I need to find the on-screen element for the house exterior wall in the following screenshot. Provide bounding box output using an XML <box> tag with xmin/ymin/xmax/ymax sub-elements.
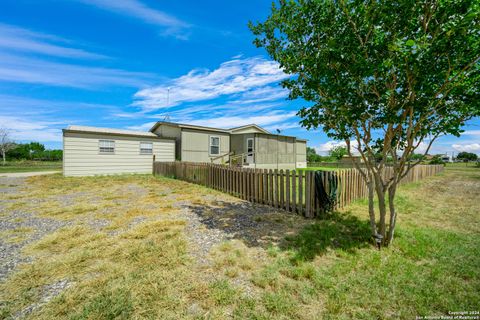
<box><xmin>230</xmin><ymin>127</ymin><xmax>265</xmax><ymax>134</ymax></box>
<box><xmin>152</xmin><ymin>124</ymin><xmax>182</xmax><ymax>160</ymax></box>
<box><xmin>254</xmin><ymin>134</ymin><xmax>297</xmax><ymax>169</ymax></box>
<box><xmin>295</xmin><ymin>140</ymin><xmax>307</xmax><ymax>168</ymax></box>
<box><xmin>180</xmin><ymin>129</ymin><xmax>230</xmax><ymax>163</ymax></box>
<box><xmin>230</xmin><ymin>135</ymin><xmax>243</xmax><ymax>155</ymax></box>
<box><xmin>63</xmin><ymin>132</ymin><xmax>175</xmax><ymax>176</ymax></box>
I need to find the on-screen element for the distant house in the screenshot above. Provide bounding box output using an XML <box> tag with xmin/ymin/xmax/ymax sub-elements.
<box><xmin>63</xmin><ymin>122</ymin><xmax>307</xmax><ymax>176</ymax></box>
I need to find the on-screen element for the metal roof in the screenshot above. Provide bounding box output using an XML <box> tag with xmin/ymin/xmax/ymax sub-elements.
<box><xmin>64</xmin><ymin>125</ymin><xmax>161</xmax><ymax>138</ymax></box>
<box><xmin>149</xmin><ymin>121</ymin><xmax>231</xmax><ymax>133</ymax></box>
<box><xmin>150</xmin><ymin>121</ymin><xmax>308</xmax><ymax>141</ymax></box>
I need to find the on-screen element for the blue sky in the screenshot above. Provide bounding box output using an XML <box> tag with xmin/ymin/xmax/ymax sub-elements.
<box><xmin>0</xmin><ymin>0</ymin><xmax>479</xmax><ymax>155</ymax></box>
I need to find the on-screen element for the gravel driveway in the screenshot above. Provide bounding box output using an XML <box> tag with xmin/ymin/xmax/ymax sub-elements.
<box><xmin>0</xmin><ymin>171</ymin><xmax>61</xmax><ymax>178</ymax></box>
<box><xmin>0</xmin><ymin>174</ymin><xmax>309</xmax><ymax>318</ymax></box>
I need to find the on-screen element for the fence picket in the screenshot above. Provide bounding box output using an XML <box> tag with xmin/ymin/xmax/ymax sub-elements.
<box><xmin>153</xmin><ymin>162</ymin><xmax>443</xmax><ymax>215</ymax></box>
<box><xmin>285</xmin><ymin>170</ymin><xmax>290</xmax><ymax>212</ymax></box>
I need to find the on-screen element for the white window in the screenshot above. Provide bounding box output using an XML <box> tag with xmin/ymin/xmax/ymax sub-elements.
<box><xmin>140</xmin><ymin>142</ymin><xmax>153</xmax><ymax>154</ymax></box>
<box><xmin>99</xmin><ymin>140</ymin><xmax>115</xmax><ymax>153</ymax></box>
<box><xmin>210</xmin><ymin>136</ymin><xmax>220</xmax><ymax>155</ymax></box>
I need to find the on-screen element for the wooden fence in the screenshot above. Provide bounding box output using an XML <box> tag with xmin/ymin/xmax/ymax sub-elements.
<box><xmin>153</xmin><ymin>162</ymin><xmax>444</xmax><ymax>218</ymax></box>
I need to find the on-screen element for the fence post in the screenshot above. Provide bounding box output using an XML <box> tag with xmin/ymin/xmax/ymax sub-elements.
<box><xmin>152</xmin><ymin>155</ymin><xmax>156</xmax><ymax>175</ymax></box>
<box><xmin>298</xmin><ymin>170</ymin><xmax>303</xmax><ymax>216</ymax></box>
<box><xmin>292</xmin><ymin>170</ymin><xmax>296</xmax><ymax>214</ymax></box>
<box><xmin>285</xmin><ymin>169</ymin><xmax>290</xmax><ymax>212</ymax></box>
<box><xmin>305</xmin><ymin>171</ymin><xmax>311</xmax><ymax>217</ymax></box>
<box><xmin>280</xmin><ymin>169</ymin><xmax>285</xmax><ymax>209</ymax></box>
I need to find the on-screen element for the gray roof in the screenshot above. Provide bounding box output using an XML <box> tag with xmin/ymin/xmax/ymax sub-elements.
<box><xmin>150</xmin><ymin>121</ymin><xmax>308</xmax><ymax>141</ymax></box>
<box><xmin>151</xmin><ymin>121</ymin><xmax>272</xmax><ymax>134</ymax></box>
<box><xmin>150</xmin><ymin>121</ymin><xmax>231</xmax><ymax>133</ymax></box>
<box><xmin>228</xmin><ymin>124</ymin><xmax>270</xmax><ymax>134</ymax></box>
<box><xmin>64</xmin><ymin>125</ymin><xmax>160</xmax><ymax>138</ymax></box>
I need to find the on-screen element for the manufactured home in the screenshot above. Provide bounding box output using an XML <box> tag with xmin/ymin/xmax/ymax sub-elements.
<box><xmin>63</xmin><ymin>122</ymin><xmax>307</xmax><ymax>176</ymax></box>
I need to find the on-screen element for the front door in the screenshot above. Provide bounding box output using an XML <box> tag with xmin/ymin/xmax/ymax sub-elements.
<box><xmin>246</xmin><ymin>138</ymin><xmax>254</xmax><ymax>164</ymax></box>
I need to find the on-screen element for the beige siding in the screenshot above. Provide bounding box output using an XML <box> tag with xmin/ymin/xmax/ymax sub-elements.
<box><xmin>181</xmin><ymin>129</ymin><xmax>230</xmax><ymax>163</ymax></box>
<box><xmin>230</xmin><ymin>135</ymin><xmax>243</xmax><ymax>155</ymax></box>
<box><xmin>153</xmin><ymin>124</ymin><xmax>182</xmax><ymax>159</ymax></box>
<box><xmin>255</xmin><ymin>134</ymin><xmax>296</xmax><ymax>167</ymax></box>
<box><xmin>230</xmin><ymin>127</ymin><xmax>265</xmax><ymax>134</ymax></box>
<box><xmin>296</xmin><ymin>140</ymin><xmax>307</xmax><ymax>168</ymax></box>
<box><xmin>63</xmin><ymin>132</ymin><xmax>175</xmax><ymax>176</ymax></box>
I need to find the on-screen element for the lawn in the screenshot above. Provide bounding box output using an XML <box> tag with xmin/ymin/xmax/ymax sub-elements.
<box><xmin>0</xmin><ymin>161</ymin><xmax>62</xmax><ymax>173</ymax></box>
<box><xmin>297</xmin><ymin>166</ymin><xmax>338</xmax><ymax>172</ymax></box>
<box><xmin>0</xmin><ymin>166</ymin><xmax>478</xmax><ymax>319</ymax></box>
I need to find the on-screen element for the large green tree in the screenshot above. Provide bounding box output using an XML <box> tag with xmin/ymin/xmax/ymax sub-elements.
<box><xmin>329</xmin><ymin>146</ymin><xmax>348</xmax><ymax>160</ymax></box>
<box><xmin>456</xmin><ymin>151</ymin><xmax>478</xmax><ymax>161</ymax></box>
<box><xmin>250</xmin><ymin>0</ymin><xmax>480</xmax><ymax>245</ymax></box>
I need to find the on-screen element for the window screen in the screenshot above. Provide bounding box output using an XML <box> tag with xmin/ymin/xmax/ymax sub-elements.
<box><xmin>140</xmin><ymin>142</ymin><xmax>153</xmax><ymax>154</ymax></box>
<box><xmin>99</xmin><ymin>140</ymin><xmax>115</xmax><ymax>153</ymax></box>
<box><xmin>210</xmin><ymin>136</ymin><xmax>220</xmax><ymax>155</ymax></box>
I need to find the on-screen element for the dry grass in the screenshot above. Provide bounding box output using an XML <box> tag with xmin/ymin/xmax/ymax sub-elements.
<box><xmin>0</xmin><ymin>227</ymin><xmax>34</xmax><ymax>244</ymax></box>
<box><xmin>1</xmin><ymin>167</ymin><xmax>479</xmax><ymax>319</ymax></box>
<box><xmin>348</xmin><ymin>166</ymin><xmax>480</xmax><ymax>234</ymax></box>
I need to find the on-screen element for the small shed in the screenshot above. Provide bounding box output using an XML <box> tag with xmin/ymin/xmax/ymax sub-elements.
<box><xmin>63</xmin><ymin>126</ymin><xmax>175</xmax><ymax>176</ymax></box>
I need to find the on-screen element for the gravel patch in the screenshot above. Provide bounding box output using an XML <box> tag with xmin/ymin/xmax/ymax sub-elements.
<box><xmin>0</xmin><ymin>174</ymin><xmax>309</xmax><ymax>316</ymax></box>
<box><xmin>0</xmin><ymin>209</ymin><xmax>71</xmax><ymax>283</ymax></box>
<box><xmin>0</xmin><ymin>177</ymin><xmax>73</xmax><ymax>283</ymax></box>
<box><xmin>14</xmin><ymin>279</ymin><xmax>72</xmax><ymax>319</ymax></box>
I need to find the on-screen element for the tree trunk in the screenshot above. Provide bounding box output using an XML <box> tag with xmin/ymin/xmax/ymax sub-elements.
<box><xmin>386</xmin><ymin>184</ymin><xmax>397</xmax><ymax>245</ymax></box>
<box><xmin>367</xmin><ymin>178</ymin><xmax>377</xmax><ymax>236</ymax></box>
<box><xmin>373</xmin><ymin>172</ymin><xmax>388</xmax><ymax>241</ymax></box>
<box><xmin>1</xmin><ymin>149</ymin><xmax>5</xmax><ymax>166</ymax></box>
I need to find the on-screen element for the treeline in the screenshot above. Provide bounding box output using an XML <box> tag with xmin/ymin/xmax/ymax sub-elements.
<box><xmin>6</xmin><ymin>142</ymin><xmax>62</xmax><ymax>161</ymax></box>
<box><xmin>307</xmin><ymin>146</ymin><xmax>478</xmax><ymax>165</ymax></box>
<box><xmin>307</xmin><ymin>146</ymin><xmax>347</xmax><ymax>162</ymax></box>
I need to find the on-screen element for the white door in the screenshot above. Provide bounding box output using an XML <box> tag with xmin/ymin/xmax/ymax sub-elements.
<box><xmin>246</xmin><ymin>138</ymin><xmax>254</xmax><ymax>164</ymax></box>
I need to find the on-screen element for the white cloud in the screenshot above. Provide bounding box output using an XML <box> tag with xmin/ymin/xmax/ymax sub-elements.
<box><xmin>232</xmin><ymin>86</ymin><xmax>289</xmax><ymax>105</ymax></box>
<box><xmin>313</xmin><ymin>140</ymin><xmax>361</xmax><ymax>155</ymax></box>
<box><xmin>452</xmin><ymin>143</ymin><xmax>480</xmax><ymax>153</ymax></box>
<box><xmin>133</xmin><ymin>56</ymin><xmax>289</xmax><ymax>111</ymax></box>
<box><xmin>185</xmin><ymin>111</ymin><xmax>296</xmax><ymax>129</ymax></box>
<box><xmin>0</xmin><ymin>116</ymin><xmax>63</xmax><ymax>142</ymax></box>
<box><xmin>0</xmin><ymin>52</ymin><xmax>153</xmax><ymax>88</ymax></box>
<box><xmin>76</xmin><ymin>0</ymin><xmax>190</xmax><ymax>39</ymax></box>
<box><xmin>264</xmin><ymin>121</ymin><xmax>300</xmax><ymax>132</ymax></box>
<box><xmin>314</xmin><ymin>141</ymin><xmax>347</xmax><ymax>154</ymax></box>
<box><xmin>415</xmin><ymin>141</ymin><xmax>431</xmax><ymax>154</ymax></box>
<box><xmin>125</xmin><ymin>121</ymin><xmax>156</xmax><ymax>131</ymax></box>
<box><xmin>126</xmin><ymin>111</ymin><xmax>297</xmax><ymax>132</ymax></box>
<box><xmin>462</xmin><ymin>130</ymin><xmax>480</xmax><ymax>136</ymax></box>
<box><xmin>0</xmin><ymin>23</ymin><xmax>106</xmax><ymax>59</ymax></box>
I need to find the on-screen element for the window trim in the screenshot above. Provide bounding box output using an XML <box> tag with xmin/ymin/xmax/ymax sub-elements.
<box><xmin>99</xmin><ymin>139</ymin><xmax>115</xmax><ymax>154</ymax></box>
<box><xmin>209</xmin><ymin>135</ymin><xmax>220</xmax><ymax>156</ymax></box>
<box><xmin>139</xmin><ymin>141</ymin><xmax>153</xmax><ymax>155</ymax></box>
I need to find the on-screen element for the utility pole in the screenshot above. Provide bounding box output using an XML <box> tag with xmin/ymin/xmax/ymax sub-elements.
<box><xmin>164</xmin><ymin>87</ymin><xmax>171</xmax><ymax>122</ymax></box>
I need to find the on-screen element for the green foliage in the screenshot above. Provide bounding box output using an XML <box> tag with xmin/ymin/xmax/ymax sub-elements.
<box><xmin>456</xmin><ymin>151</ymin><xmax>478</xmax><ymax>161</ymax></box>
<box><xmin>307</xmin><ymin>146</ymin><xmax>333</xmax><ymax>162</ymax></box>
<box><xmin>306</xmin><ymin>147</ymin><xmax>320</xmax><ymax>162</ymax></box>
<box><xmin>6</xmin><ymin>142</ymin><xmax>62</xmax><ymax>161</ymax></box>
<box><xmin>329</xmin><ymin>146</ymin><xmax>348</xmax><ymax>160</ymax></box>
<box><xmin>409</xmin><ymin>153</ymin><xmax>426</xmax><ymax>161</ymax></box>
<box><xmin>429</xmin><ymin>155</ymin><xmax>445</xmax><ymax>165</ymax></box>
<box><xmin>250</xmin><ymin>0</ymin><xmax>480</xmax><ymax>143</ymax></box>
<box><xmin>250</xmin><ymin>0</ymin><xmax>480</xmax><ymax>244</ymax></box>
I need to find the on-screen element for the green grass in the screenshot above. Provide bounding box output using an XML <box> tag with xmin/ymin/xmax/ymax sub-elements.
<box><xmin>0</xmin><ymin>166</ymin><xmax>478</xmax><ymax>319</ymax></box>
<box><xmin>298</xmin><ymin>166</ymin><xmax>339</xmax><ymax>171</ymax></box>
<box><xmin>0</xmin><ymin>160</ymin><xmax>62</xmax><ymax>173</ymax></box>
